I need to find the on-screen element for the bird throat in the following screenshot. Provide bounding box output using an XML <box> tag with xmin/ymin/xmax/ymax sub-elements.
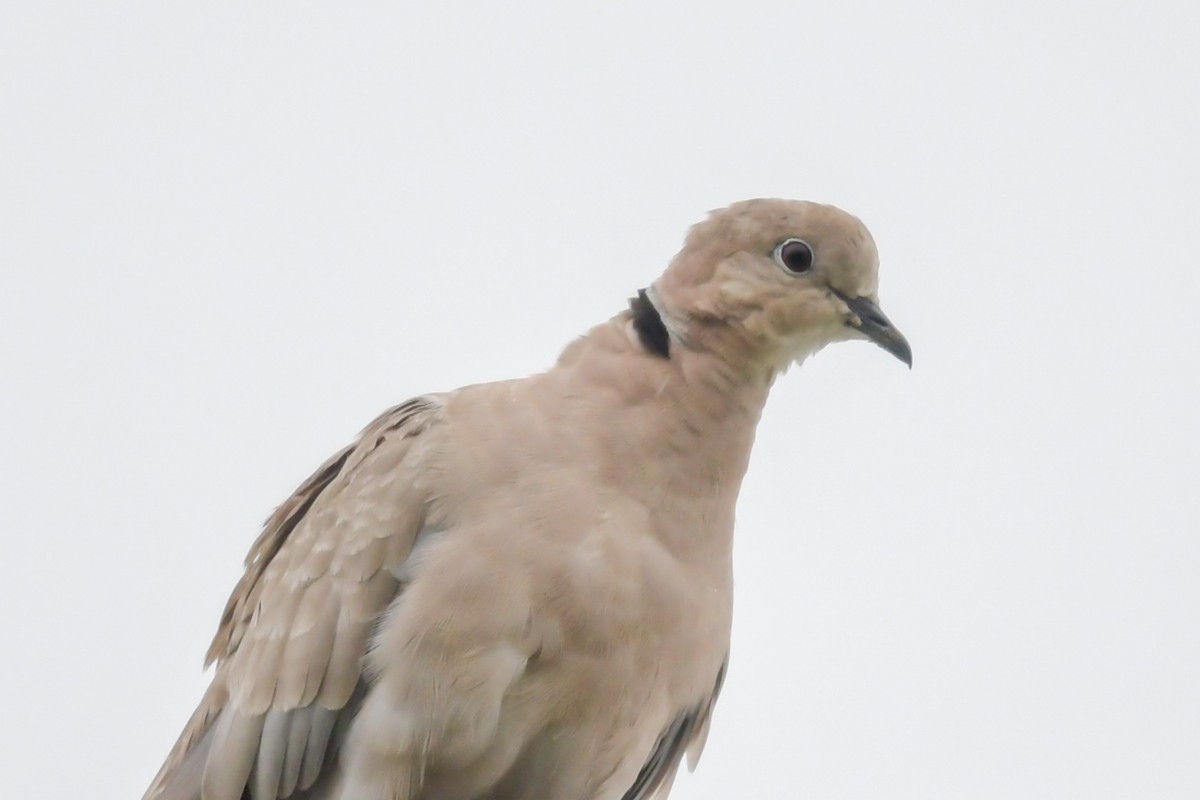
<box><xmin>630</xmin><ymin>289</ymin><xmax>670</xmax><ymax>359</ymax></box>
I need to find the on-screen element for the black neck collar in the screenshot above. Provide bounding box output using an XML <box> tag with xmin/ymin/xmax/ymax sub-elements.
<box><xmin>630</xmin><ymin>289</ymin><xmax>670</xmax><ymax>359</ymax></box>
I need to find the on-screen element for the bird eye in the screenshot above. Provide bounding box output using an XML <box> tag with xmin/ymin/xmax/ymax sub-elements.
<box><xmin>774</xmin><ymin>238</ymin><xmax>814</xmax><ymax>274</ymax></box>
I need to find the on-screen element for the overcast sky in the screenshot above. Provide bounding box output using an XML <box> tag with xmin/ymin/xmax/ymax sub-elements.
<box><xmin>2</xmin><ymin>2</ymin><xmax>1197</xmax><ymax>798</ymax></box>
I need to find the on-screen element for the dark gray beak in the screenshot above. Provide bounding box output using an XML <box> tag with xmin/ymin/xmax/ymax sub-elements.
<box><xmin>834</xmin><ymin>290</ymin><xmax>913</xmax><ymax>368</ymax></box>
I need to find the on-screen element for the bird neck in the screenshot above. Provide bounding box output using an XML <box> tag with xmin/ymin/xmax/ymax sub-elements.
<box><xmin>551</xmin><ymin>315</ymin><xmax>775</xmax><ymax>561</ymax></box>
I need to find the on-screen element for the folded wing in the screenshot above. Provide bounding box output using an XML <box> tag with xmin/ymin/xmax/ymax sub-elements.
<box><xmin>621</xmin><ymin>659</ymin><xmax>727</xmax><ymax>800</ymax></box>
<box><xmin>144</xmin><ymin>397</ymin><xmax>444</xmax><ymax>800</ymax></box>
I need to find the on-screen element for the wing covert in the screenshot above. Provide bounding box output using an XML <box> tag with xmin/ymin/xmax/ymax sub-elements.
<box><xmin>144</xmin><ymin>396</ymin><xmax>443</xmax><ymax>800</ymax></box>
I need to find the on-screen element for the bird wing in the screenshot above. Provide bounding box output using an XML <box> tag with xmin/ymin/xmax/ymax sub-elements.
<box><xmin>143</xmin><ymin>396</ymin><xmax>443</xmax><ymax>800</ymax></box>
<box><xmin>621</xmin><ymin>659</ymin><xmax>728</xmax><ymax>800</ymax></box>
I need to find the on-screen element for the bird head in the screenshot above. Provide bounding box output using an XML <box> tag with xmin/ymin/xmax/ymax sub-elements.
<box><xmin>648</xmin><ymin>199</ymin><xmax>911</xmax><ymax>373</ymax></box>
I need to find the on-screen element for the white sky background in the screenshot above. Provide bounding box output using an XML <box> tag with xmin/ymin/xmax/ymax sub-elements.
<box><xmin>2</xmin><ymin>2</ymin><xmax>1197</xmax><ymax>797</ymax></box>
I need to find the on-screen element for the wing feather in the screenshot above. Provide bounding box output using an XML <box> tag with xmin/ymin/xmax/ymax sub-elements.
<box><xmin>621</xmin><ymin>658</ymin><xmax>728</xmax><ymax>800</ymax></box>
<box><xmin>279</xmin><ymin>706</ymin><xmax>309</xmax><ymax>797</ymax></box>
<box><xmin>143</xmin><ymin>396</ymin><xmax>443</xmax><ymax>800</ymax></box>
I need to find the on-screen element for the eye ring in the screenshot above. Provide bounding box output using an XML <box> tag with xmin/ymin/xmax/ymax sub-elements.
<box><xmin>774</xmin><ymin>238</ymin><xmax>814</xmax><ymax>274</ymax></box>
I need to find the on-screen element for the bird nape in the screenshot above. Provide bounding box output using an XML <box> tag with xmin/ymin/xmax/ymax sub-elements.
<box><xmin>144</xmin><ymin>199</ymin><xmax>909</xmax><ymax>800</ymax></box>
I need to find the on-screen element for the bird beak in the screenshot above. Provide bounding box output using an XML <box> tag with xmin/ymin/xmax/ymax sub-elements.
<box><xmin>834</xmin><ymin>290</ymin><xmax>913</xmax><ymax>368</ymax></box>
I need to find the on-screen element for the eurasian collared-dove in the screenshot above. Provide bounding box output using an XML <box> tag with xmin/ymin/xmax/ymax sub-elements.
<box><xmin>143</xmin><ymin>199</ymin><xmax>911</xmax><ymax>800</ymax></box>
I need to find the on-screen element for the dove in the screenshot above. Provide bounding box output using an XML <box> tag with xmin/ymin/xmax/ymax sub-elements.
<box><xmin>143</xmin><ymin>198</ymin><xmax>911</xmax><ymax>800</ymax></box>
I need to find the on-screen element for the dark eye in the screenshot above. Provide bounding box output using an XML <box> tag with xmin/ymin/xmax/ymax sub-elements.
<box><xmin>774</xmin><ymin>238</ymin><xmax>814</xmax><ymax>274</ymax></box>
